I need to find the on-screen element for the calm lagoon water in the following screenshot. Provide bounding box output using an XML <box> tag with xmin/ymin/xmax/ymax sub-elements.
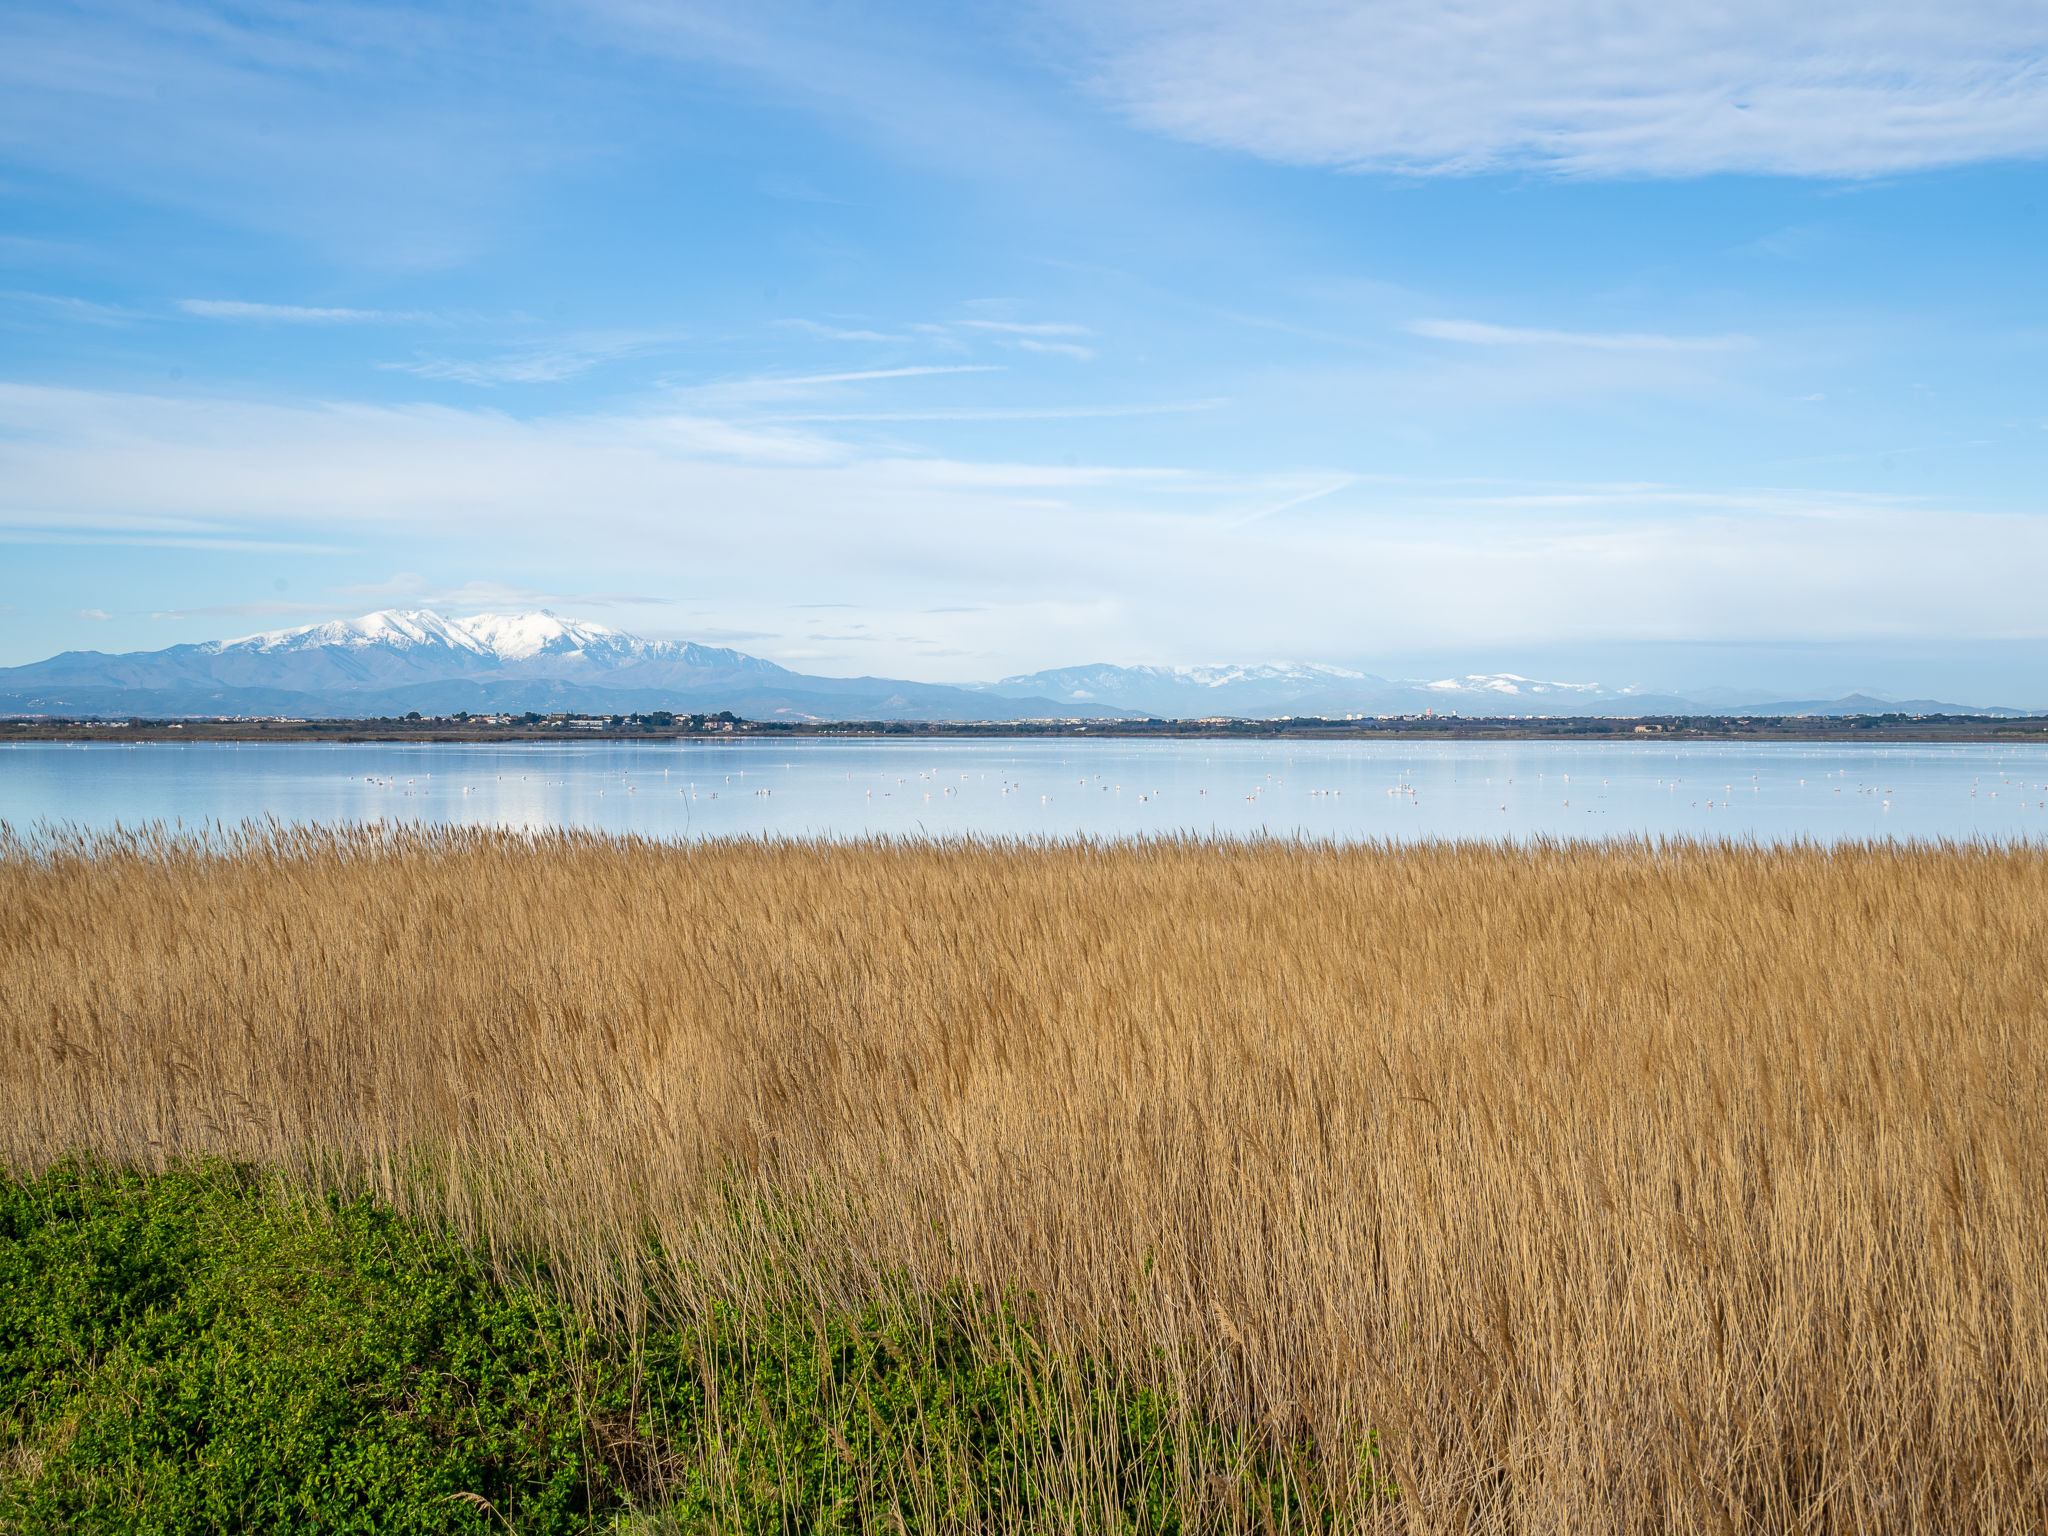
<box><xmin>6</xmin><ymin>737</ymin><xmax>2048</xmax><ymax>844</ymax></box>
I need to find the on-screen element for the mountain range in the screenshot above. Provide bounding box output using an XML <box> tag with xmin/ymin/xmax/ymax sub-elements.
<box><xmin>0</xmin><ymin>610</ymin><xmax>2025</xmax><ymax>721</ymax></box>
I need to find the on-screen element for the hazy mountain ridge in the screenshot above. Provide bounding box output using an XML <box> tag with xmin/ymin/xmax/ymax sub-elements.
<box><xmin>0</xmin><ymin>611</ymin><xmax>1120</xmax><ymax>722</ymax></box>
<box><xmin>984</xmin><ymin>663</ymin><xmax>1746</xmax><ymax>719</ymax></box>
<box><xmin>0</xmin><ymin>611</ymin><xmax>2027</xmax><ymax>721</ymax></box>
<box><xmin>974</xmin><ymin>660</ymin><xmax>1382</xmax><ymax>714</ymax></box>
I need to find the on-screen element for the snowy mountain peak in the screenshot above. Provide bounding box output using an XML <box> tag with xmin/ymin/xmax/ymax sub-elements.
<box><xmin>1423</xmin><ymin>673</ymin><xmax>1604</xmax><ymax>697</ymax></box>
<box><xmin>185</xmin><ymin>609</ymin><xmax>790</xmax><ymax>680</ymax></box>
<box><xmin>1167</xmin><ymin>661</ymin><xmax>1371</xmax><ymax>688</ymax></box>
<box><xmin>223</xmin><ymin>609</ymin><xmax>489</xmax><ymax>657</ymax></box>
<box><xmin>451</xmin><ymin>611</ymin><xmax>639</xmax><ymax>661</ymax></box>
<box><xmin>973</xmin><ymin>658</ymin><xmax>1648</xmax><ymax>716</ymax></box>
<box><xmin>220</xmin><ymin>609</ymin><xmax>632</xmax><ymax>663</ymax></box>
<box><xmin>987</xmin><ymin>659</ymin><xmax>1375</xmax><ymax>698</ymax></box>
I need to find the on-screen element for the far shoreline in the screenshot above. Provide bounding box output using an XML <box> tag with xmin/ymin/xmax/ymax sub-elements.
<box><xmin>5</xmin><ymin>710</ymin><xmax>2048</xmax><ymax>746</ymax></box>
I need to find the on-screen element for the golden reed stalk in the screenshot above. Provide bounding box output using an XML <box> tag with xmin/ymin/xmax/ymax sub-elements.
<box><xmin>3</xmin><ymin>824</ymin><xmax>2044</xmax><ymax>1531</ymax></box>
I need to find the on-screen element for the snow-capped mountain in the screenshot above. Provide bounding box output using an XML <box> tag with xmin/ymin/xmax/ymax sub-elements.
<box><xmin>211</xmin><ymin>609</ymin><xmax>780</xmax><ymax>675</ymax></box>
<box><xmin>975</xmin><ymin>661</ymin><xmax>1385</xmax><ymax>716</ymax></box>
<box><xmin>982</xmin><ymin>660</ymin><xmax>1372</xmax><ymax>701</ymax></box>
<box><xmin>0</xmin><ymin>609</ymin><xmax>1087</xmax><ymax>721</ymax></box>
<box><xmin>979</xmin><ymin>661</ymin><xmax>1635</xmax><ymax>718</ymax></box>
<box><xmin>1420</xmin><ymin>673</ymin><xmax>1605</xmax><ymax>698</ymax></box>
<box><xmin>0</xmin><ymin>611</ymin><xmax>2019</xmax><ymax>720</ymax></box>
<box><xmin>977</xmin><ymin>661</ymin><xmax>2019</xmax><ymax>719</ymax></box>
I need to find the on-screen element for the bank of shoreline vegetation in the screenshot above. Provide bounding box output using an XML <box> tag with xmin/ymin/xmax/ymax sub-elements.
<box><xmin>3</xmin><ymin>827</ymin><xmax>2044</xmax><ymax>1531</ymax></box>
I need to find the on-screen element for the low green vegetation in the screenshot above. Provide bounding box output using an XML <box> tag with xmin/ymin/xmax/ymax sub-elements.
<box><xmin>1</xmin><ymin>1161</ymin><xmax>607</xmax><ymax>1534</ymax></box>
<box><xmin>1</xmin><ymin>1162</ymin><xmax>1336</xmax><ymax>1534</ymax></box>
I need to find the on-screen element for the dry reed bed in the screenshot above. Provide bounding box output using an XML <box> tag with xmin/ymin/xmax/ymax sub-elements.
<box><xmin>2</xmin><ymin>825</ymin><xmax>2044</xmax><ymax>1532</ymax></box>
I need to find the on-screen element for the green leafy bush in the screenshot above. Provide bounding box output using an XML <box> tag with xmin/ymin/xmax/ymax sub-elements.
<box><xmin>0</xmin><ymin>1161</ymin><xmax>605</xmax><ymax>1534</ymax></box>
<box><xmin>1</xmin><ymin>1164</ymin><xmax>1352</xmax><ymax>1534</ymax></box>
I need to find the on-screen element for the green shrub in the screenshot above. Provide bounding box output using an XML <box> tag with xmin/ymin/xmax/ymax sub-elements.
<box><xmin>0</xmin><ymin>1161</ymin><xmax>606</xmax><ymax>1534</ymax></box>
<box><xmin>1</xmin><ymin>1164</ymin><xmax>1356</xmax><ymax>1534</ymax></box>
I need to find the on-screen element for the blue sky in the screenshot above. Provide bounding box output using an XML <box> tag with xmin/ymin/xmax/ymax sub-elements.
<box><xmin>3</xmin><ymin>0</ymin><xmax>2046</xmax><ymax>702</ymax></box>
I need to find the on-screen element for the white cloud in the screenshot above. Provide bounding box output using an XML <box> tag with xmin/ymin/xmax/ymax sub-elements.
<box><xmin>1408</xmin><ymin>320</ymin><xmax>1755</xmax><ymax>352</ymax></box>
<box><xmin>0</xmin><ymin>529</ymin><xmax>343</xmax><ymax>552</ymax></box>
<box><xmin>1228</xmin><ymin>477</ymin><xmax>1358</xmax><ymax>527</ymax></box>
<box><xmin>677</xmin><ymin>364</ymin><xmax>1006</xmax><ymax>409</ymax></box>
<box><xmin>960</xmin><ymin>320</ymin><xmax>1094</xmax><ymax>337</ymax></box>
<box><xmin>147</xmin><ymin>601</ymin><xmax>338</xmax><ymax>621</ymax></box>
<box><xmin>383</xmin><ymin>330</ymin><xmax>688</xmax><ymax>386</ymax></box>
<box><xmin>1015</xmin><ymin>338</ymin><xmax>1096</xmax><ymax>359</ymax></box>
<box><xmin>762</xmin><ymin>365</ymin><xmax>1002</xmax><ymax>386</ymax></box>
<box><xmin>384</xmin><ymin>356</ymin><xmax>578</xmax><ymax>385</ymax></box>
<box><xmin>773</xmin><ymin>398</ymin><xmax>1225</xmax><ymax>422</ymax></box>
<box><xmin>180</xmin><ymin>299</ymin><xmax>408</xmax><ymax>322</ymax></box>
<box><xmin>327</xmin><ymin>576</ymin><xmax>669</xmax><ymax>611</ymax></box>
<box><xmin>386</xmin><ymin>353</ymin><xmax>595</xmax><ymax>385</ymax></box>
<box><xmin>1072</xmin><ymin>1</ymin><xmax>2048</xmax><ymax>178</ymax></box>
<box><xmin>954</xmin><ymin>320</ymin><xmax>1096</xmax><ymax>359</ymax></box>
<box><xmin>2</xmin><ymin>382</ymin><xmax>2045</xmax><ymax>680</ymax></box>
<box><xmin>3</xmin><ymin>291</ymin><xmax>146</xmax><ymax>326</ymax></box>
<box><xmin>774</xmin><ymin>319</ymin><xmax>906</xmax><ymax>342</ymax></box>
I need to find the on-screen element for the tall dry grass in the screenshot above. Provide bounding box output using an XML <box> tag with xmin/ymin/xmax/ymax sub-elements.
<box><xmin>2</xmin><ymin>824</ymin><xmax>2044</xmax><ymax>1531</ymax></box>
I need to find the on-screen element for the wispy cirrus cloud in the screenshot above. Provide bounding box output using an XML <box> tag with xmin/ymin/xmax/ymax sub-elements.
<box><xmin>146</xmin><ymin>600</ymin><xmax>337</xmax><ymax>621</ymax></box>
<box><xmin>329</xmin><ymin>575</ymin><xmax>672</xmax><ymax>610</ymax></box>
<box><xmin>1070</xmin><ymin>0</ymin><xmax>2048</xmax><ymax>178</ymax></box>
<box><xmin>957</xmin><ymin>319</ymin><xmax>1096</xmax><ymax>359</ymax></box>
<box><xmin>960</xmin><ymin>320</ymin><xmax>1093</xmax><ymax>337</ymax></box>
<box><xmin>382</xmin><ymin>330</ymin><xmax>689</xmax><ymax>385</ymax></box>
<box><xmin>1227</xmin><ymin>476</ymin><xmax>1359</xmax><ymax>528</ymax></box>
<box><xmin>1408</xmin><ymin>319</ymin><xmax>1756</xmax><ymax>353</ymax></box>
<box><xmin>770</xmin><ymin>398</ymin><xmax>1226</xmax><ymax>423</ymax></box>
<box><xmin>180</xmin><ymin>299</ymin><xmax>420</xmax><ymax>323</ymax></box>
<box><xmin>681</xmin><ymin>626</ymin><xmax>783</xmax><ymax>643</ymax></box>
<box><xmin>0</xmin><ymin>528</ymin><xmax>345</xmax><ymax>552</ymax></box>
<box><xmin>3</xmin><ymin>290</ymin><xmax>148</xmax><ymax>326</ymax></box>
<box><xmin>769</xmin><ymin>365</ymin><xmax>1002</xmax><ymax>386</ymax></box>
<box><xmin>385</xmin><ymin>352</ymin><xmax>600</xmax><ymax>385</ymax></box>
<box><xmin>1015</xmin><ymin>338</ymin><xmax>1095</xmax><ymax>359</ymax></box>
<box><xmin>678</xmin><ymin>364</ymin><xmax>1006</xmax><ymax>410</ymax></box>
<box><xmin>774</xmin><ymin>318</ymin><xmax>907</xmax><ymax>342</ymax></box>
<box><xmin>783</xmin><ymin>314</ymin><xmax>1100</xmax><ymax>358</ymax></box>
